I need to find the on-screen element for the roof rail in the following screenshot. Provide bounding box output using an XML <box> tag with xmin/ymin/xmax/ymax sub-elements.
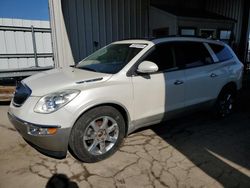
<box><xmin>151</xmin><ymin>35</ymin><xmax>219</xmax><ymax>40</ymax></box>
<box><xmin>120</xmin><ymin>35</ymin><xmax>219</xmax><ymax>41</ymax></box>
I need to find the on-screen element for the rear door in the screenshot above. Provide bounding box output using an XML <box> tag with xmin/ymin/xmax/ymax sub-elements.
<box><xmin>205</xmin><ymin>43</ymin><xmax>235</xmax><ymax>98</ymax></box>
<box><xmin>175</xmin><ymin>41</ymin><xmax>230</xmax><ymax>107</ymax></box>
<box><xmin>173</xmin><ymin>41</ymin><xmax>216</xmax><ymax>107</ymax></box>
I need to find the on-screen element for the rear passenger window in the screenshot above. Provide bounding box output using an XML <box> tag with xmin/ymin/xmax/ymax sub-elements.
<box><xmin>209</xmin><ymin>44</ymin><xmax>233</xmax><ymax>62</ymax></box>
<box><xmin>144</xmin><ymin>43</ymin><xmax>175</xmax><ymax>72</ymax></box>
<box><xmin>173</xmin><ymin>42</ymin><xmax>213</xmax><ymax>68</ymax></box>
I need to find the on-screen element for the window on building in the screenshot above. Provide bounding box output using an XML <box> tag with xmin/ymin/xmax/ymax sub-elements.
<box><xmin>152</xmin><ymin>28</ymin><xmax>169</xmax><ymax>38</ymax></box>
<box><xmin>219</xmin><ymin>30</ymin><xmax>232</xmax><ymax>44</ymax></box>
<box><xmin>179</xmin><ymin>28</ymin><xmax>196</xmax><ymax>36</ymax></box>
<box><xmin>219</xmin><ymin>30</ymin><xmax>231</xmax><ymax>40</ymax></box>
<box><xmin>200</xmin><ymin>29</ymin><xmax>216</xmax><ymax>39</ymax></box>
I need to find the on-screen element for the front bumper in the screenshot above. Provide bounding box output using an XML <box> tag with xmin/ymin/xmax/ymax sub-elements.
<box><xmin>8</xmin><ymin>112</ymin><xmax>71</xmax><ymax>159</ymax></box>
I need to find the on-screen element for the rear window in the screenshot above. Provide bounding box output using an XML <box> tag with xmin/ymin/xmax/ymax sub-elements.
<box><xmin>173</xmin><ymin>42</ymin><xmax>213</xmax><ymax>68</ymax></box>
<box><xmin>209</xmin><ymin>43</ymin><xmax>233</xmax><ymax>62</ymax></box>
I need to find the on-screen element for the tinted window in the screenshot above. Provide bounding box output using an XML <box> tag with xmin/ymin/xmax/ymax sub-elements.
<box><xmin>209</xmin><ymin>43</ymin><xmax>233</xmax><ymax>62</ymax></box>
<box><xmin>143</xmin><ymin>43</ymin><xmax>175</xmax><ymax>72</ymax></box>
<box><xmin>173</xmin><ymin>42</ymin><xmax>213</xmax><ymax>68</ymax></box>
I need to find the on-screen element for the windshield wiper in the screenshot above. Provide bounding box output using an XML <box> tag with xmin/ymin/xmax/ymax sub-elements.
<box><xmin>77</xmin><ymin>67</ymin><xmax>97</xmax><ymax>72</ymax></box>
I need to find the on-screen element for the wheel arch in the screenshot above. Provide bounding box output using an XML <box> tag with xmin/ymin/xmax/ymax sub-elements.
<box><xmin>72</xmin><ymin>102</ymin><xmax>131</xmax><ymax>136</ymax></box>
<box><xmin>215</xmin><ymin>81</ymin><xmax>237</xmax><ymax>117</ymax></box>
<box><xmin>218</xmin><ymin>81</ymin><xmax>237</xmax><ymax>97</ymax></box>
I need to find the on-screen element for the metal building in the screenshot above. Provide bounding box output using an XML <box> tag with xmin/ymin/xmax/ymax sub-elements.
<box><xmin>150</xmin><ymin>0</ymin><xmax>249</xmax><ymax>62</ymax></box>
<box><xmin>149</xmin><ymin>5</ymin><xmax>235</xmax><ymax>41</ymax></box>
<box><xmin>49</xmin><ymin>0</ymin><xmax>250</xmax><ymax>67</ymax></box>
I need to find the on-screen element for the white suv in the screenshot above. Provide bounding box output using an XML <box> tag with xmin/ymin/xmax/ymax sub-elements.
<box><xmin>8</xmin><ymin>37</ymin><xmax>243</xmax><ymax>162</ymax></box>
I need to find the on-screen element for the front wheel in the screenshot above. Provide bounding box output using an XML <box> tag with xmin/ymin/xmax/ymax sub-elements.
<box><xmin>69</xmin><ymin>106</ymin><xmax>125</xmax><ymax>163</ymax></box>
<box><xmin>215</xmin><ymin>88</ymin><xmax>236</xmax><ymax>117</ymax></box>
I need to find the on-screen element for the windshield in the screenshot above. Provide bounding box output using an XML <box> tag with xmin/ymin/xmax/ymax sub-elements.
<box><xmin>76</xmin><ymin>43</ymin><xmax>146</xmax><ymax>74</ymax></box>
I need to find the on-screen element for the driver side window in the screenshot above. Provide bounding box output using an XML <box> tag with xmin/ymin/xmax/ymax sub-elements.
<box><xmin>143</xmin><ymin>43</ymin><xmax>175</xmax><ymax>72</ymax></box>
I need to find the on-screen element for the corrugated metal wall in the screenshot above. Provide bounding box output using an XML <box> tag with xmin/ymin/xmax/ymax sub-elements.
<box><xmin>205</xmin><ymin>0</ymin><xmax>244</xmax><ymax>43</ymax></box>
<box><xmin>61</xmin><ymin>0</ymin><xmax>149</xmax><ymax>62</ymax></box>
<box><xmin>0</xmin><ymin>18</ymin><xmax>53</xmax><ymax>71</ymax></box>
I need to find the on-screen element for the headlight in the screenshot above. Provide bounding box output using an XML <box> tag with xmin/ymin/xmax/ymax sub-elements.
<box><xmin>34</xmin><ymin>90</ymin><xmax>80</xmax><ymax>114</ymax></box>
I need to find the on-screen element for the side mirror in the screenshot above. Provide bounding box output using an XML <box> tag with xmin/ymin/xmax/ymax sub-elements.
<box><xmin>137</xmin><ymin>61</ymin><xmax>159</xmax><ymax>74</ymax></box>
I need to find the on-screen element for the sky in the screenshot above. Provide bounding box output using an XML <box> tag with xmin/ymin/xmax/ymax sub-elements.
<box><xmin>0</xmin><ymin>0</ymin><xmax>49</xmax><ymax>20</ymax></box>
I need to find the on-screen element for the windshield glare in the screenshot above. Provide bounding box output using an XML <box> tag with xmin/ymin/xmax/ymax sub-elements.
<box><xmin>76</xmin><ymin>44</ymin><xmax>146</xmax><ymax>74</ymax></box>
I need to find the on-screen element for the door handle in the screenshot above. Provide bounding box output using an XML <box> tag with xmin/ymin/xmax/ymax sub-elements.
<box><xmin>210</xmin><ymin>73</ymin><xmax>218</xmax><ymax>78</ymax></box>
<box><xmin>174</xmin><ymin>80</ymin><xmax>184</xmax><ymax>85</ymax></box>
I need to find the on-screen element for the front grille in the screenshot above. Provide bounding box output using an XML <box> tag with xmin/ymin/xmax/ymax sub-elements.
<box><xmin>13</xmin><ymin>82</ymin><xmax>32</xmax><ymax>107</ymax></box>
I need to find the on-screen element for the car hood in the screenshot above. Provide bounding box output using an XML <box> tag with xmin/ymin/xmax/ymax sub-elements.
<box><xmin>23</xmin><ymin>67</ymin><xmax>112</xmax><ymax>96</ymax></box>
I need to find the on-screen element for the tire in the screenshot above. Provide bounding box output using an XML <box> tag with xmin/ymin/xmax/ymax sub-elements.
<box><xmin>215</xmin><ymin>87</ymin><xmax>236</xmax><ymax>118</ymax></box>
<box><xmin>69</xmin><ymin>106</ymin><xmax>125</xmax><ymax>163</ymax></box>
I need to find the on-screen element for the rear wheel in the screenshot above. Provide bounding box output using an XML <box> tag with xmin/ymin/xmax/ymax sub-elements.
<box><xmin>69</xmin><ymin>106</ymin><xmax>125</xmax><ymax>163</ymax></box>
<box><xmin>215</xmin><ymin>88</ymin><xmax>236</xmax><ymax>117</ymax></box>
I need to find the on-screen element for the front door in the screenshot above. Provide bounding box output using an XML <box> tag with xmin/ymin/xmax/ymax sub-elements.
<box><xmin>131</xmin><ymin>43</ymin><xmax>185</xmax><ymax>126</ymax></box>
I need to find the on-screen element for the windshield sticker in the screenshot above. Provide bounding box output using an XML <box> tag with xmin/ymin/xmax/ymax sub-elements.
<box><xmin>129</xmin><ymin>44</ymin><xmax>147</xmax><ymax>49</ymax></box>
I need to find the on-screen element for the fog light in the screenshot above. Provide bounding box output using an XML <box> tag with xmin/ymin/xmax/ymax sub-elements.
<box><xmin>28</xmin><ymin>125</ymin><xmax>58</xmax><ymax>136</ymax></box>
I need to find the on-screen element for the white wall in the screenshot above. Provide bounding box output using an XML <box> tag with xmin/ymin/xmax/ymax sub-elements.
<box><xmin>0</xmin><ymin>18</ymin><xmax>53</xmax><ymax>71</ymax></box>
<box><xmin>49</xmin><ymin>0</ymin><xmax>74</xmax><ymax>68</ymax></box>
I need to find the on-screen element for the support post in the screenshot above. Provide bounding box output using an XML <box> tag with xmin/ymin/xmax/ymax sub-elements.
<box><xmin>31</xmin><ymin>25</ymin><xmax>39</xmax><ymax>67</ymax></box>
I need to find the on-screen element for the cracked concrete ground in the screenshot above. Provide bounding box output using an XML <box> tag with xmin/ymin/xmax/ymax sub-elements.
<box><xmin>0</xmin><ymin>88</ymin><xmax>250</xmax><ymax>188</ymax></box>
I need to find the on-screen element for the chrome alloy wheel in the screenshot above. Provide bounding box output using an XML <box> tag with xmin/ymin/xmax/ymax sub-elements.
<box><xmin>219</xmin><ymin>93</ymin><xmax>234</xmax><ymax>117</ymax></box>
<box><xmin>83</xmin><ymin>116</ymin><xmax>119</xmax><ymax>155</ymax></box>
